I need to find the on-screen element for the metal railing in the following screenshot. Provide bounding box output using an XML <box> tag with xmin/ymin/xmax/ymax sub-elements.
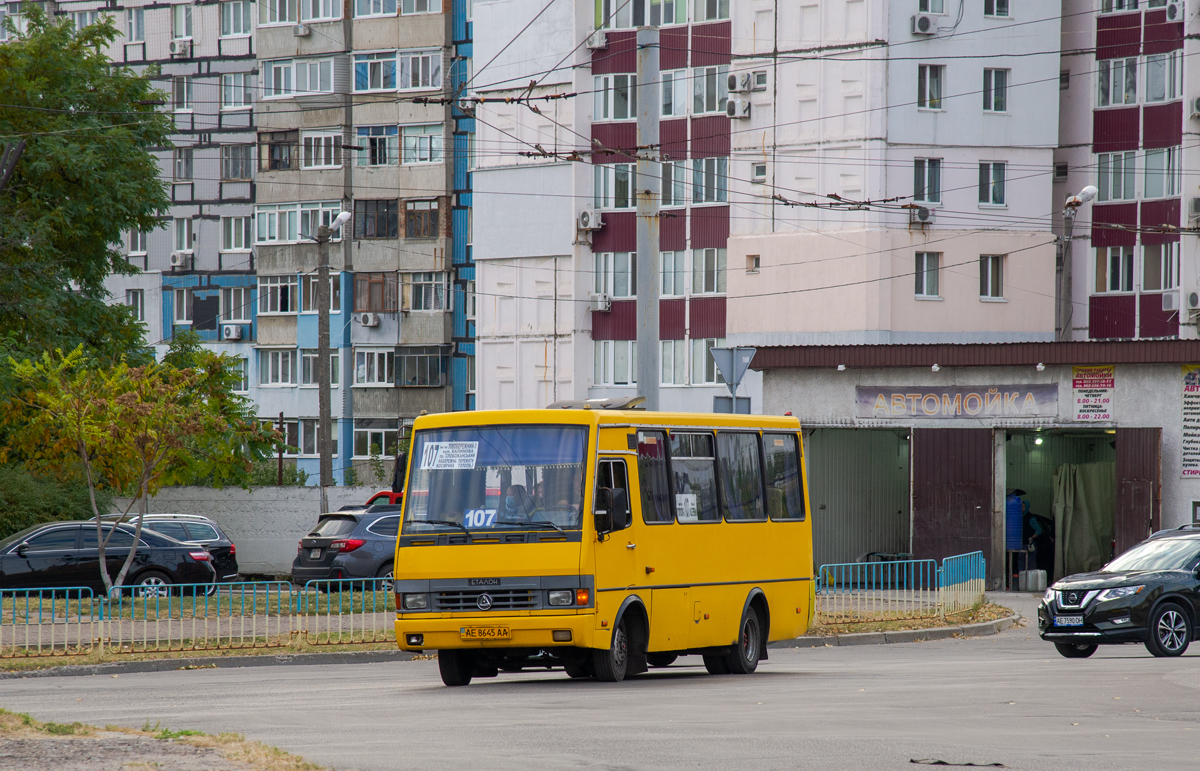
<box><xmin>0</xmin><ymin>588</ymin><xmax>99</xmax><ymax>658</ymax></box>
<box><xmin>816</xmin><ymin>551</ymin><xmax>987</xmax><ymax>624</ymax></box>
<box><xmin>302</xmin><ymin>578</ymin><xmax>396</xmax><ymax>645</ymax></box>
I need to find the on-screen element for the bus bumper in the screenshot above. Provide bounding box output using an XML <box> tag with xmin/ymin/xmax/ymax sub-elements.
<box><xmin>396</xmin><ymin>614</ymin><xmax>598</xmax><ymax>651</ymax></box>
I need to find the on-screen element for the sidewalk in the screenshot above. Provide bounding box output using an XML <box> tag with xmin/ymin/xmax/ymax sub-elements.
<box><xmin>985</xmin><ymin>590</ymin><xmax>1043</xmax><ymax>621</ymax></box>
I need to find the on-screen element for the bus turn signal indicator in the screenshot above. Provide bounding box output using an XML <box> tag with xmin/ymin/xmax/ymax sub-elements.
<box><xmin>576</xmin><ymin>589</ymin><xmax>590</xmax><ymax>606</ymax></box>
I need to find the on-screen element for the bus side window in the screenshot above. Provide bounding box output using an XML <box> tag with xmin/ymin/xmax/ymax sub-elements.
<box><xmin>669</xmin><ymin>432</ymin><xmax>721</xmax><ymax>523</ymax></box>
<box><xmin>636</xmin><ymin>430</ymin><xmax>674</xmax><ymax>523</ymax></box>
<box><xmin>764</xmin><ymin>433</ymin><xmax>806</xmax><ymax>521</ymax></box>
<box><xmin>598</xmin><ymin>459</ymin><xmax>631</xmax><ymax>530</ymax></box>
<box><xmin>716</xmin><ymin>432</ymin><xmax>766</xmax><ymax>521</ymax></box>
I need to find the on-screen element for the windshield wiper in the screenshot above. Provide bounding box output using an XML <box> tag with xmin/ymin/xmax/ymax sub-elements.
<box><xmin>416</xmin><ymin>520</ymin><xmax>471</xmax><ymax>536</ymax></box>
<box><xmin>504</xmin><ymin>521</ymin><xmax>566</xmax><ymax>535</ymax></box>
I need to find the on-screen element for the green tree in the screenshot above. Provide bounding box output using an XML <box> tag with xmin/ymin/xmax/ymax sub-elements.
<box><xmin>0</xmin><ymin>9</ymin><xmax>172</xmax><ymax>363</ymax></box>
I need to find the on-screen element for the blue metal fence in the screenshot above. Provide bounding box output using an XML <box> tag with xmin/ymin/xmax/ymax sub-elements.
<box><xmin>816</xmin><ymin>551</ymin><xmax>987</xmax><ymax>623</ymax></box>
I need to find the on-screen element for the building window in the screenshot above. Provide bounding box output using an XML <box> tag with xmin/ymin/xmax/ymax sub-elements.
<box><xmin>301</xmin><ymin>275</ymin><xmax>341</xmax><ymax>312</ymax></box>
<box><xmin>661</xmin><ymin>251</ymin><xmax>685</xmax><ymax>296</ymax></box>
<box><xmin>399</xmin><ymin>50</ymin><xmax>442</xmax><ymax>90</ymax></box>
<box><xmin>174</xmin><ymin>218</ymin><xmax>192</xmax><ymax>253</ymax></box>
<box><xmin>259</xmin><ymin>349</ymin><xmax>298</xmax><ymax>386</ymax></box>
<box><xmin>301</xmin><ymin>350</ymin><xmax>340</xmax><ymax>387</ymax></box>
<box><xmin>691</xmin><ymin>338</ymin><xmax>726</xmax><ymax>385</ymax></box>
<box><xmin>258</xmin><ymin>275</ymin><xmax>298</xmax><ymax>314</ymax></box>
<box><xmin>300</xmin><ymin>419</ymin><xmax>339</xmax><ymax>456</ymax></box>
<box><xmin>1100</xmin><ymin>0</ymin><xmax>1139</xmax><ymax>11</ymax></box>
<box><xmin>354</xmin><ymin>419</ymin><xmax>398</xmax><ymax>458</ymax></box>
<box><xmin>464</xmin><ymin>280</ymin><xmax>476</xmax><ymax>320</ymax></box>
<box><xmin>221</xmin><ymin>144</ymin><xmax>253</xmax><ymax>180</ymax></box>
<box><xmin>1060</xmin><ymin>70</ymin><xmax>1070</xmax><ymax>90</ymax></box>
<box><xmin>983</xmin><ymin>69</ymin><xmax>1008</xmax><ymax>112</ymax></box>
<box><xmin>594</xmin><ymin>340</ymin><xmax>637</xmax><ymax>386</ymax></box>
<box><xmin>298</xmin><ymin>203</ymin><xmax>344</xmax><ymax>242</ymax></box>
<box><xmin>1098</xmin><ymin>57</ymin><xmax>1136</xmax><ymax>107</ymax></box>
<box><xmin>1146</xmin><ymin>50</ymin><xmax>1183</xmax><ymax>104</ymax></box>
<box><xmin>692</xmin><ymin>65</ymin><xmax>729</xmax><ymax>115</ymax></box>
<box><xmin>979</xmin><ymin>255</ymin><xmax>1004</xmax><ymax>299</ymax></box>
<box><xmin>1143</xmin><ymin>242</ymin><xmax>1180</xmax><ymax>291</ymax></box>
<box><xmin>263</xmin><ymin>59</ymin><xmax>294</xmax><ymax>98</ymax></box>
<box><xmin>301</xmin><ymin>132</ymin><xmax>341</xmax><ymax>169</ymax></box>
<box><xmin>978</xmin><ymin>161</ymin><xmax>1006</xmax><ymax>205</ymax></box>
<box><xmin>357</xmin><ymin>125</ymin><xmax>399</xmax><ymax>166</ymax></box>
<box><xmin>1144</xmin><ymin>147</ymin><xmax>1181</xmax><ymax>199</ymax></box>
<box><xmin>405</xmin><ymin>200</ymin><xmax>439</xmax><ymax>238</ymax></box>
<box><xmin>694</xmin><ymin>0</ymin><xmax>729</xmax><ymax>22</ymax></box>
<box><xmin>172</xmin><ymin>4</ymin><xmax>193</xmax><ymax>39</ymax></box>
<box><xmin>261</xmin><ymin>0</ymin><xmax>297</xmax><ymax>24</ymax></box>
<box><xmin>594</xmin><ymin>164</ymin><xmax>636</xmax><ymax>209</ymax></box>
<box><xmin>173</xmin><ymin>148</ymin><xmax>194</xmax><ymax>181</ymax></box>
<box><xmin>352</xmin><ymin>200</ymin><xmax>398</xmax><ymax>238</ymax></box>
<box><xmin>594</xmin><ymin>74</ymin><xmax>637</xmax><ymax>121</ymax></box>
<box><xmin>403</xmin><ymin>272</ymin><xmax>446</xmax><ymax>310</ymax></box>
<box><xmin>354</xmin><ymin>272</ymin><xmax>399</xmax><ymax>312</ymax></box>
<box><xmin>402</xmin><ymin>124</ymin><xmax>442</xmax><ymax>164</ymax></box>
<box><xmin>594</xmin><ymin>252</ymin><xmax>637</xmax><ymax>298</ymax></box>
<box><xmin>221</xmin><ymin>1</ymin><xmax>252</xmax><ymax>35</ymax></box>
<box><xmin>661</xmin><ymin>70</ymin><xmax>687</xmax><ymax>117</ymax></box>
<box><xmin>692</xmin><ymin>248</ymin><xmax>726</xmax><ymax>295</ymax></box>
<box><xmin>662</xmin><ymin>161</ymin><xmax>687</xmax><ymax>207</ymax></box>
<box><xmin>355</xmin><ymin>52</ymin><xmax>397</xmax><ymax>91</ymax></box>
<box><xmin>596</xmin><ymin>0</ymin><xmax>684</xmax><ymax>27</ymax></box>
<box><xmin>296</xmin><ymin>58</ymin><xmax>334</xmax><ymax>94</ymax></box>
<box><xmin>221</xmin><ymin>285</ymin><xmax>252</xmax><ymax>322</ymax></box>
<box><xmin>255</xmin><ymin>204</ymin><xmax>299</xmax><ymax>243</ymax></box>
<box><xmin>397</xmin><ymin>346</ymin><xmax>446</xmax><ymax>386</ymax></box>
<box><xmin>172</xmin><ymin>76</ymin><xmax>193</xmax><ymax>111</ymax></box>
<box><xmin>692</xmin><ymin>157</ymin><xmax>728</xmax><ymax>204</ymax></box>
<box><xmin>222</xmin><ymin>217</ymin><xmax>252</xmax><ymax>252</ymax></box>
<box><xmin>1054</xmin><ymin>162</ymin><xmax>1069</xmax><ymax>180</ymax></box>
<box><xmin>355</xmin><ymin>0</ymin><xmax>396</xmax><ymax>16</ymax></box>
<box><xmin>918</xmin><ymin>0</ymin><xmax>943</xmax><ymax>10</ymax></box>
<box><xmin>914</xmin><ymin>158</ymin><xmax>941</xmax><ymax>203</ymax></box>
<box><xmin>917</xmin><ymin>65</ymin><xmax>943</xmax><ymax>109</ymax></box>
<box><xmin>127</xmin><ymin>8</ymin><xmax>145</xmax><ymax>41</ymax></box>
<box><xmin>983</xmin><ymin>0</ymin><xmax>1008</xmax><ymax>16</ymax></box>
<box><xmin>1096</xmin><ymin>246</ymin><xmax>1135</xmax><ymax>293</ymax></box>
<box><xmin>355</xmin><ymin>348</ymin><xmax>395</xmax><ymax>386</ymax></box>
<box><xmin>125</xmin><ymin>289</ymin><xmax>145</xmax><ymax>322</ymax></box>
<box><xmin>233</xmin><ymin>358</ymin><xmax>249</xmax><ymax>392</ymax></box>
<box><xmin>660</xmin><ymin>340</ymin><xmax>685</xmax><ymax>385</ymax></box>
<box><xmin>402</xmin><ymin>0</ymin><xmax>439</xmax><ymax>12</ymax></box>
<box><xmin>915</xmin><ymin>252</ymin><xmax>940</xmax><ymax>298</ymax></box>
<box><xmin>129</xmin><ymin>229</ymin><xmax>148</xmax><ymax>255</ymax></box>
<box><xmin>73</xmin><ymin>11</ymin><xmax>100</xmax><ymax>29</ymax></box>
<box><xmin>221</xmin><ymin>73</ymin><xmax>252</xmax><ymax>110</ymax></box>
<box><xmin>300</xmin><ymin>0</ymin><xmax>338</xmax><ymax>21</ymax></box>
<box><xmin>260</xmin><ymin>131</ymin><xmax>298</xmax><ymax>170</ymax></box>
<box><xmin>465</xmin><ymin>355</ymin><xmax>476</xmax><ymax>396</ymax></box>
<box><xmin>174</xmin><ymin>288</ymin><xmax>193</xmax><ymax>324</ymax></box>
<box><xmin>1097</xmin><ymin>151</ymin><xmax>1135</xmax><ymax>202</ymax></box>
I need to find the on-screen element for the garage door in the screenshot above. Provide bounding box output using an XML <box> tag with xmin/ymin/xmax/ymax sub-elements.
<box><xmin>911</xmin><ymin>428</ymin><xmax>994</xmax><ymax>580</ymax></box>
<box><xmin>1114</xmin><ymin>427</ymin><xmax>1161</xmax><ymax>556</ymax></box>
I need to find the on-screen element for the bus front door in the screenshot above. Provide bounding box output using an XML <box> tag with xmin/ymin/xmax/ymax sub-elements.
<box><xmin>593</xmin><ymin>457</ymin><xmax>644</xmax><ymax>634</ymax></box>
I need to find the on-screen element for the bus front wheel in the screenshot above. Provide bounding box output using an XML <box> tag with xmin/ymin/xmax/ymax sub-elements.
<box><xmin>725</xmin><ymin>607</ymin><xmax>763</xmax><ymax>675</ymax></box>
<box><xmin>592</xmin><ymin>618</ymin><xmax>629</xmax><ymax>682</ymax></box>
<box><xmin>438</xmin><ymin>650</ymin><xmax>474</xmax><ymax>686</ymax></box>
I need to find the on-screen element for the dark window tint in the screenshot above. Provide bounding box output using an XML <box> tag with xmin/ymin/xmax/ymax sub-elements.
<box><xmin>25</xmin><ymin>528</ymin><xmax>78</xmax><ymax>551</ymax></box>
<box><xmin>81</xmin><ymin>528</ymin><xmax>137</xmax><ymax>548</ymax></box>
<box><xmin>148</xmin><ymin>522</ymin><xmax>189</xmax><ymax>541</ymax></box>
<box><xmin>309</xmin><ymin>517</ymin><xmax>359</xmax><ymax>537</ymax></box>
<box><xmin>669</xmin><ymin>432</ymin><xmax>720</xmax><ymax>523</ymax></box>
<box><xmin>184</xmin><ymin>523</ymin><xmax>220</xmax><ymax>541</ymax></box>
<box><xmin>367</xmin><ymin>516</ymin><xmax>400</xmax><ymax>537</ymax></box>
<box><xmin>637</xmin><ymin>430</ymin><xmax>673</xmax><ymax>523</ymax></box>
<box><xmin>764</xmin><ymin>433</ymin><xmax>805</xmax><ymax>521</ymax></box>
<box><xmin>717</xmin><ymin>432</ymin><xmax>766</xmax><ymax>521</ymax></box>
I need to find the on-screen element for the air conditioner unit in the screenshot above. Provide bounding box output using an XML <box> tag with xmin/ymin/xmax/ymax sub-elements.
<box><xmin>726</xmin><ymin>98</ymin><xmax>751</xmax><ymax>119</ymax></box>
<box><xmin>590</xmin><ymin>293</ymin><xmax>611</xmax><ymax>312</ymax></box>
<box><xmin>222</xmin><ymin>324</ymin><xmax>243</xmax><ymax>341</ymax></box>
<box><xmin>168</xmin><ymin>39</ymin><xmax>191</xmax><ymax>57</ymax></box>
<box><xmin>169</xmin><ymin>251</ymin><xmax>191</xmax><ymax>268</ymax></box>
<box><xmin>1166</xmin><ymin>0</ymin><xmax>1184</xmax><ymax>22</ymax></box>
<box><xmin>910</xmin><ymin>206</ymin><xmax>934</xmax><ymax>225</ymax></box>
<box><xmin>1163</xmin><ymin>291</ymin><xmax>1181</xmax><ymax>312</ymax></box>
<box><xmin>578</xmin><ymin>209</ymin><xmax>603</xmax><ymax>231</ymax></box>
<box><xmin>359</xmin><ymin>312</ymin><xmax>380</xmax><ymax>327</ymax></box>
<box><xmin>586</xmin><ymin>30</ymin><xmax>607</xmax><ymax>50</ymax></box>
<box><xmin>726</xmin><ymin>72</ymin><xmax>753</xmax><ymax>94</ymax></box>
<box><xmin>1191</xmin><ymin>97</ymin><xmax>1200</xmax><ymax>118</ymax></box>
<box><xmin>1190</xmin><ymin>197</ymin><xmax>1200</xmax><ymax>220</ymax></box>
<box><xmin>1188</xmin><ymin>291</ymin><xmax>1200</xmax><ymax>312</ymax></box>
<box><xmin>293</xmin><ymin>23</ymin><xmax>311</xmax><ymax>36</ymax></box>
<box><xmin>911</xmin><ymin>14</ymin><xmax>936</xmax><ymax>34</ymax></box>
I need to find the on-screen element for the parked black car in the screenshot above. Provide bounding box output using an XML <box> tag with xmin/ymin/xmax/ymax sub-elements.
<box><xmin>1039</xmin><ymin>526</ymin><xmax>1200</xmax><ymax>658</ymax></box>
<box><xmin>291</xmin><ymin>506</ymin><xmax>401</xmax><ymax>587</ymax></box>
<box><xmin>0</xmin><ymin>521</ymin><xmax>216</xmax><ymax>593</ymax></box>
<box><xmin>100</xmin><ymin>514</ymin><xmax>239</xmax><ymax>582</ymax></box>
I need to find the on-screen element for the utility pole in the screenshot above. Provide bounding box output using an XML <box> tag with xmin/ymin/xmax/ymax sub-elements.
<box><xmin>310</xmin><ymin>212</ymin><xmax>351</xmax><ymax>513</ymax></box>
<box><xmin>635</xmin><ymin>25</ymin><xmax>660</xmax><ymax>410</ymax></box>
<box><xmin>1057</xmin><ymin>186</ymin><xmax>1097</xmax><ymax>342</ymax></box>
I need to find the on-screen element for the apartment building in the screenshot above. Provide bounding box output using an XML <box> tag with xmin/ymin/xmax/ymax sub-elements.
<box><xmin>471</xmin><ymin>0</ymin><xmax>745</xmax><ymax>412</ymax></box>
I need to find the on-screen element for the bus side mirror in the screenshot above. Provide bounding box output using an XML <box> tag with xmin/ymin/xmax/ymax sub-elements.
<box><xmin>610</xmin><ymin>488</ymin><xmax>630</xmax><ymax>531</ymax></box>
<box><xmin>594</xmin><ymin>488</ymin><xmax>614</xmax><ymax>534</ymax></box>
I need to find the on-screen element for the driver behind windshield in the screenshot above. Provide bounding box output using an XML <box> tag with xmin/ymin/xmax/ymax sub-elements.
<box><xmin>500</xmin><ymin>484</ymin><xmax>535</xmax><ymax>522</ymax></box>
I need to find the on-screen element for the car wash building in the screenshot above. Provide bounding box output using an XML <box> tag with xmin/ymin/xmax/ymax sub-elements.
<box><xmin>753</xmin><ymin>340</ymin><xmax>1200</xmax><ymax>589</ymax></box>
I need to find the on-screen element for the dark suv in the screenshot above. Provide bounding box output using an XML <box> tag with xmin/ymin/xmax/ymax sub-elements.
<box><xmin>291</xmin><ymin>506</ymin><xmax>401</xmax><ymax>587</ymax></box>
<box><xmin>1039</xmin><ymin>527</ymin><xmax>1200</xmax><ymax>658</ymax></box>
<box><xmin>101</xmin><ymin>514</ymin><xmax>238</xmax><ymax>582</ymax></box>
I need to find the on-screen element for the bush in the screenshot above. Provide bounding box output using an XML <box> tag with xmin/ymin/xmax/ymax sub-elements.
<box><xmin>247</xmin><ymin>459</ymin><xmax>309</xmax><ymax>487</ymax></box>
<box><xmin>0</xmin><ymin>465</ymin><xmax>111</xmax><ymax>539</ymax></box>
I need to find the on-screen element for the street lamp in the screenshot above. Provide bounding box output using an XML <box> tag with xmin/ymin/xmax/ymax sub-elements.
<box><xmin>307</xmin><ymin>211</ymin><xmax>351</xmax><ymax>513</ymax></box>
<box><xmin>1058</xmin><ymin>185</ymin><xmax>1097</xmax><ymax>342</ymax></box>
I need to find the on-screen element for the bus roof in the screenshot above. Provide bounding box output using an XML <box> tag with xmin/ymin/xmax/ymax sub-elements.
<box><xmin>411</xmin><ymin>408</ymin><xmax>801</xmax><ymax>432</ymax></box>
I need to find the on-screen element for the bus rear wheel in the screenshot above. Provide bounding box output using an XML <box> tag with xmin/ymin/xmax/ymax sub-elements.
<box><xmin>438</xmin><ymin>650</ymin><xmax>474</xmax><ymax>686</ymax></box>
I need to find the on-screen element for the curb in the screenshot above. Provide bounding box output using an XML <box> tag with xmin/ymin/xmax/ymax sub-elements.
<box><xmin>0</xmin><ymin>649</ymin><xmax>422</xmax><ymax>680</ymax></box>
<box><xmin>768</xmin><ymin>613</ymin><xmax>1021</xmax><ymax>649</ymax></box>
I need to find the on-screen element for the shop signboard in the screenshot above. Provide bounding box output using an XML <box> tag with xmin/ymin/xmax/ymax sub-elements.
<box><xmin>1072</xmin><ymin>365</ymin><xmax>1114</xmax><ymax>422</ymax></box>
<box><xmin>1182</xmin><ymin>365</ymin><xmax>1200</xmax><ymax>478</ymax></box>
<box><xmin>856</xmin><ymin>384</ymin><xmax>1058</xmax><ymax>419</ymax></box>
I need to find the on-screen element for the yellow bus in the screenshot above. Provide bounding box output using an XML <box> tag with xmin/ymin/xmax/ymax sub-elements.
<box><xmin>393</xmin><ymin>398</ymin><xmax>813</xmax><ymax>685</ymax></box>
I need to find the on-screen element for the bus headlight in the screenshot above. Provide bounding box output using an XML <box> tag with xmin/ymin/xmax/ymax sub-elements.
<box><xmin>548</xmin><ymin>590</ymin><xmax>574</xmax><ymax>606</ymax></box>
<box><xmin>402</xmin><ymin>593</ymin><xmax>428</xmax><ymax>610</ymax></box>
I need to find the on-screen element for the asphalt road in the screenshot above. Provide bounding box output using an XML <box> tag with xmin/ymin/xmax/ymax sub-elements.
<box><xmin>2</xmin><ymin>615</ymin><xmax>1199</xmax><ymax>770</ymax></box>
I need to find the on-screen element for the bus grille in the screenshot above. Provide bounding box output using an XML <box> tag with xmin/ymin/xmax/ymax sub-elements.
<box><xmin>435</xmin><ymin>589</ymin><xmax>537</xmax><ymax>611</ymax></box>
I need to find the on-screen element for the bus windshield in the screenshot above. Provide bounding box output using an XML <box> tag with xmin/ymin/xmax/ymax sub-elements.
<box><xmin>403</xmin><ymin>425</ymin><xmax>589</xmax><ymax>535</ymax></box>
